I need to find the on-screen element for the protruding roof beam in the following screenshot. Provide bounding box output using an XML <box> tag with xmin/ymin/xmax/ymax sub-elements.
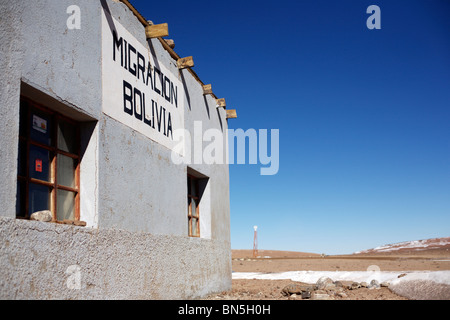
<box><xmin>203</xmin><ymin>84</ymin><xmax>213</xmax><ymax>96</ymax></box>
<box><xmin>216</xmin><ymin>98</ymin><xmax>226</xmax><ymax>108</ymax></box>
<box><xmin>226</xmin><ymin>110</ymin><xmax>237</xmax><ymax>119</ymax></box>
<box><xmin>145</xmin><ymin>23</ymin><xmax>169</xmax><ymax>39</ymax></box>
<box><xmin>177</xmin><ymin>56</ymin><xmax>195</xmax><ymax>69</ymax></box>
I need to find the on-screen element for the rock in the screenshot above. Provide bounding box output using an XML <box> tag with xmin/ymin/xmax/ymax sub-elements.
<box><xmin>334</xmin><ymin>281</ymin><xmax>343</xmax><ymax>287</ymax></box>
<box><xmin>289</xmin><ymin>294</ymin><xmax>299</xmax><ymax>300</ymax></box>
<box><xmin>380</xmin><ymin>282</ymin><xmax>390</xmax><ymax>287</ymax></box>
<box><xmin>398</xmin><ymin>273</ymin><xmax>407</xmax><ymax>278</ymax></box>
<box><xmin>281</xmin><ymin>284</ymin><xmax>314</xmax><ymax>296</ymax></box>
<box><xmin>332</xmin><ymin>286</ymin><xmax>345</xmax><ymax>293</ymax></box>
<box><xmin>315</xmin><ymin>289</ymin><xmax>327</xmax><ymax>295</ymax></box>
<box><xmin>336</xmin><ymin>291</ymin><xmax>348</xmax><ymax>298</ymax></box>
<box><xmin>360</xmin><ymin>282</ymin><xmax>368</xmax><ymax>288</ymax></box>
<box><xmin>350</xmin><ymin>282</ymin><xmax>360</xmax><ymax>290</ymax></box>
<box><xmin>340</xmin><ymin>281</ymin><xmax>354</xmax><ymax>289</ymax></box>
<box><xmin>30</xmin><ymin>210</ymin><xmax>52</xmax><ymax>222</ymax></box>
<box><xmin>368</xmin><ymin>279</ymin><xmax>380</xmax><ymax>290</ymax></box>
<box><xmin>316</xmin><ymin>277</ymin><xmax>336</xmax><ymax>290</ymax></box>
<box><xmin>281</xmin><ymin>284</ymin><xmax>297</xmax><ymax>296</ymax></box>
<box><xmin>303</xmin><ymin>286</ymin><xmax>316</xmax><ymax>292</ymax></box>
<box><xmin>301</xmin><ymin>291</ymin><xmax>311</xmax><ymax>299</ymax></box>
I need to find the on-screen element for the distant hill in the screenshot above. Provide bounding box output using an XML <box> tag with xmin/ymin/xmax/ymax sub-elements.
<box><xmin>232</xmin><ymin>249</ymin><xmax>320</xmax><ymax>259</ymax></box>
<box><xmin>353</xmin><ymin>237</ymin><xmax>450</xmax><ymax>256</ymax></box>
<box><xmin>232</xmin><ymin>237</ymin><xmax>450</xmax><ymax>259</ymax></box>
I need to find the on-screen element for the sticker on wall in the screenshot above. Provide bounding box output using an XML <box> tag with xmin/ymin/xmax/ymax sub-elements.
<box><xmin>32</xmin><ymin>115</ymin><xmax>47</xmax><ymax>134</ymax></box>
<box><xmin>35</xmin><ymin>159</ymin><xmax>43</xmax><ymax>173</ymax></box>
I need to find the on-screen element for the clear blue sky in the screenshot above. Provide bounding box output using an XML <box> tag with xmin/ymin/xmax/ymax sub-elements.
<box><xmin>131</xmin><ymin>0</ymin><xmax>450</xmax><ymax>254</ymax></box>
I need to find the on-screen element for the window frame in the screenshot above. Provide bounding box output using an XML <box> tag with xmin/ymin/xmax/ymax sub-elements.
<box><xmin>17</xmin><ymin>97</ymin><xmax>81</xmax><ymax>222</ymax></box>
<box><xmin>187</xmin><ymin>174</ymin><xmax>200</xmax><ymax>238</ymax></box>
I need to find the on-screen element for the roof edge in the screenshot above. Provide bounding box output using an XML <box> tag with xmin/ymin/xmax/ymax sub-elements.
<box><xmin>119</xmin><ymin>0</ymin><xmax>219</xmax><ymax>100</ymax></box>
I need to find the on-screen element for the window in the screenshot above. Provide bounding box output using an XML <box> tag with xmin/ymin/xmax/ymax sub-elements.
<box><xmin>16</xmin><ymin>97</ymin><xmax>81</xmax><ymax>222</ymax></box>
<box><xmin>187</xmin><ymin>175</ymin><xmax>200</xmax><ymax>237</ymax></box>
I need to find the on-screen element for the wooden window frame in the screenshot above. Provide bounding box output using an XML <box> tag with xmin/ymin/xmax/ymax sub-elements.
<box><xmin>187</xmin><ymin>174</ymin><xmax>200</xmax><ymax>238</ymax></box>
<box><xmin>17</xmin><ymin>97</ymin><xmax>81</xmax><ymax>222</ymax></box>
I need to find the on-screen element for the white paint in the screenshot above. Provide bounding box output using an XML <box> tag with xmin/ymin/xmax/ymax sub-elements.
<box><xmin>199</xmin><ymin>180</ymin><xmax>211</xmax><ymax>239</ymax></box>
<box><xmin>80</xmin><ymin>123</ymin><xmax>99</xmax><ymax>228</ymax></box>
<box><xmin>101</xmin><ymin>10</ymin><xmax>184</xmax><ymax>155</ymax></box>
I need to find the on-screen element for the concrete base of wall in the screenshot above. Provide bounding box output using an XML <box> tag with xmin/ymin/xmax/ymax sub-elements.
<box><xmin>0</xmin><ymin>217</ymin><xmax>231</xmax><ymax>300</ymax></box>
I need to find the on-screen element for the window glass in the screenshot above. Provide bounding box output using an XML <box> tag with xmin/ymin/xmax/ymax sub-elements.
<box><xmin>58</xmin><ymin>120</ymin><xmax>77</xmax><ymax>154</ymax></box>
<box><xmin>56</xmin><ymin>189</ymin><xmax>75</xmax><ymax>221</ymax></box>
<box><xmin>191</xmin><ymin>218</ymin><xmax>198</xmax><ymax>237</ymax></box>
<box><xmin>57</xmin><ymin>155</ymin><xmax>76</xmax><ymax>188</ymax></box>
<box><xmin>29</xmin><ymin>183</ymin><xmax>50</xmax><ymax>217</ymax></box>
<box><xmin>191</xmin><ymin>198</ymin><xmax>198</xmax><ymax>218</ymax></box>
<box><xmin>17</xmin><ymin>98</ymin><xmax>81</xmax><ymax>222</ymax></box>
<box><xmin>29</xmin><ymin>145</ymin><xmax>51</xmax><ymax>182</ymax></box>
<box><xmin>188</xmin><ymin>176</ymin><xmax>203</xmax><ymax>237</ymax></box>
<box><xmin>30</xmin><ymin>109</ymin><xmax>52</xmax><ymax>146</ymax></box>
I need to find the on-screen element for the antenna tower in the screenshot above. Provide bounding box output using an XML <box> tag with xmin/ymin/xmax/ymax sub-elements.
<box><xmin>253</xmin><ymin>226</ymin><xmax>258</xmax><ymax>258</ymax></box>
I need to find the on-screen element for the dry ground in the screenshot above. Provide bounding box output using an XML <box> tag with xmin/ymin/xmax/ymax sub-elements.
<box><xmin>204</xmin><ymin>248</ymin><xmax>450</xmax><ymax>300</ymax></box>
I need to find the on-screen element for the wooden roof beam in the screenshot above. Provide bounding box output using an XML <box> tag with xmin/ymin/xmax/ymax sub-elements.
<box><xmin>177</xmin><ymin>56</ymin><xmax>195</xmax><ymax>69</ymax></box>
<box><xmin>226</xmin><ymin>110</ymin><xmax>237</xmax><ymax>119</ymax></box>
<box><xmin>216</xmin><ymin>98</ymin><xmax>226</xmax><ymax>108</ymax></box>
<box><xmin>203</xmin><ymin>84</ymin><xmax>213</xmax><ymax>95</ymax></box>
<box><xmin>145</xmin><ymin>23</ymin><xmax>169</xmax><ymax>39</ymax></box>
<box><xmin>119</xmin><ymin>0</ymin><xmax>219</xmax><ymax>99</ymax></box>
<box><xmin>165</xmin><ymin>39</ymin><xmax>175</xmax><ymax>49</ymax></box>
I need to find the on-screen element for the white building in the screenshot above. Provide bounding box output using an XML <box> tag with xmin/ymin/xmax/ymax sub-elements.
<box><xmin>0</xmin><ymin>0</ymin><xmax>234</xmax><ymax>299</ymax></box>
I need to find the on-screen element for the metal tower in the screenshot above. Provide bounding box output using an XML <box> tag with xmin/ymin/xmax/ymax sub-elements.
<box><xmin>253</xmin><ymin>226</ymin><xmax>258</xmax><ymax>258</ymax></box>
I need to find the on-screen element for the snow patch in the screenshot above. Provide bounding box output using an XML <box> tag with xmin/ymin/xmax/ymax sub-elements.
<box><xmin>232</xmin><ymin>270</ymin><xmax>450</xmax><ymax>286</ymax></box>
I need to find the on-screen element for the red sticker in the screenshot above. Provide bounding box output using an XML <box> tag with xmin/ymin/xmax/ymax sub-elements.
<box><xmin>35</xmin><ymin>159</ymin><xmax>43</xmax><ymax>173</ymax></box>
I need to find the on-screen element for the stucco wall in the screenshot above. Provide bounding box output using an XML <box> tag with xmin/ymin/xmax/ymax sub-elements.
<box><xmin>0</xmin><ymin>217</ymin><xmax>231</xmax><ymax>300</ymax></box>
<box><xmin>0</xmin><ymin>0</ymin><xmax>231</xmax><ymax>299</ymax></box>
<box><xmin>0</xmin><ymin>1</ymin><xmax>24</xmax><ymax>221</ymax></box>
<box><xmin>96</xmin><ymin>0</ymin><xmax>230</xmax><ymax>240</ymax></box>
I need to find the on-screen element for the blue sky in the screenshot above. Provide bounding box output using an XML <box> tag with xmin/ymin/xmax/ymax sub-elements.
<box><xmin>131</xmin><ymin>0</ymin><xmax>450</xmax><ymax>254</ymax></box>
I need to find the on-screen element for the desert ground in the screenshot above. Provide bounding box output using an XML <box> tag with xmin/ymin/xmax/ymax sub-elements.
<box><xmin>204</xmin><ymin>240</ymin><xmax>450</xmax><ymax>300</ymax></box>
